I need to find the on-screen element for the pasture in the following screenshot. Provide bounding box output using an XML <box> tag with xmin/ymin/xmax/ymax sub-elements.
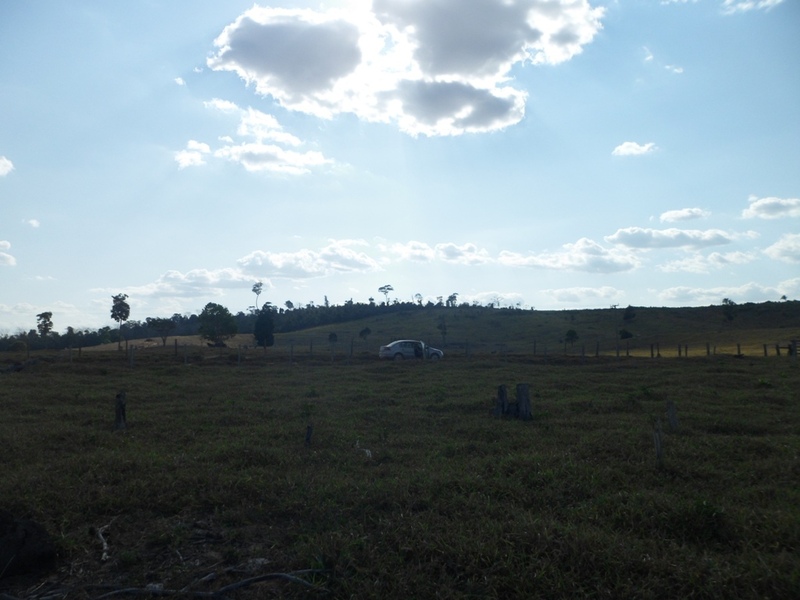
<box><xmin>1</xmin><ymin>349</ymin><xmax>799</xmax><ymax>599</ymax></box>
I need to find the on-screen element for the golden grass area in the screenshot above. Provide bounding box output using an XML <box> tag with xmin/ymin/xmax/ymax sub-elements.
<box><xmin>1</xmin><ymin>349</ymin><xmax>799</xmax><ymax>598</ymax></box>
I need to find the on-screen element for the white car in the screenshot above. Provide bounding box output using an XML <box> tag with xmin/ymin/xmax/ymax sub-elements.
<box><xmin>379</xmin><ymin>339</ymin><xmax>443</xmax><ymax>360</ymax></box>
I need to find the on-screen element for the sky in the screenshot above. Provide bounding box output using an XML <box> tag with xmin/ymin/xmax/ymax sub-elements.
<box><xmin>1</xmin><ymin>0</ymin><xmax>799</xmax><ymax>333</ymax></box>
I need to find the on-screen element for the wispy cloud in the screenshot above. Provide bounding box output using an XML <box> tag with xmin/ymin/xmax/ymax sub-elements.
<box><xmin>25</xmin><ymin>219</ymin><xmax>40</xmax><ymax>228</ymax></box>
<box><xmin>612</xmin><ymin>141</ymin><xmax>657</xmax><ymax>156</ymax></box>
<box><xmin>238</xmin><ymin>239</ymin><xmax>381</xmax><ymax>279</ymax></box>
<box><xmin>659</xmin><ymin>279</ymin><xmax>793</xmax><ymax>305</ymax></box>
<box><xmin>742</xmin><ymin>195</ymin><xmax>800</xmax><ymax>219</ymax></box>
<box><xmin>659</xmin><ymin>251</ymin><xmax>756</xmax><ymax>273</ymax></box>
<box><xmin>605</xmin><ymin>227</ymin><xmax>737</xmax><ymax>249</ymax></box>
<box><xmin>177</xmin><ymin>102</ymin><xmax>333</xmax><ymax>174</ymax></box>
<box><xmin>544</xmin><ymin>286</ymin><xmax>623</xmax><ymax>303</ymax></box>
<box><xmin>764</xmin><ymin>233</ymin><xmax>800</xmax><ymax>263</ymax></box>
<box><xmin>660</xmin><ymin>208</ymin><xmax>710</xmax><ymax>223</ymax></box>
<box><xmin>0</xmin><ymin>156</ymin><xmax>14</xmax><ymax>177</ymax></box>
<box><xmin>0</xmin><ymin>241</ymin><xmax>16</xmax><ymax>266</ymax></box>
<box><xmin>206</xmin><ymin>1</ymin><xmax>604</xmax><ymax>136</ymax></box>
<box><xmin>721</xmin><ymin>0</ymin><xmax>785</xmax><ymax>15</ymax></box>
<box><xmin>498</xmin><ymin>238</ymin><xmax>640</xmax><ymax>273</ymax></box>
<box><xmin>383</xmin><ymin>241</ymin><xmax>491</xmax><ymax>265</ymax></box>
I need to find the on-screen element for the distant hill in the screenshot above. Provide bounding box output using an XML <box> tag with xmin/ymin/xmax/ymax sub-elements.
<box><xmin>104</xmin><ymin>301</ymin><xmax>800</xmax><ymax>358</ymax></box>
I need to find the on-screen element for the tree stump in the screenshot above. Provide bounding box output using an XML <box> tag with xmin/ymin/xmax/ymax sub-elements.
<box><xmin>114</xmin><ymin>391</ymin><xmax>127</xmax><ymax>431</ymax></box>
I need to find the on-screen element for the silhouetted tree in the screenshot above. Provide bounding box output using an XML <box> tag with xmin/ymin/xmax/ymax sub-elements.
<box><xmin>252</xmin><ymin>281</ymin><xmax>263</xmax><ymax>310</ymax></box>
<box><xmin>110</xmin><ymin>294</ymin><xmax>130</xmax><ymax>351</ymax></box>
<box><xmin>198</xmin><ymin>302</ymin><xmax>237</xmax><ymax>346</ymax></box>
<box><xmin>253</xmin><ymin>307</ymin><xmax>275</xmax><ymax>350</ymax></box>
<box><xmin>378</xmin><ymin>284</ymin><xmax>393</xmax><ymax>305</ymax></box>
<box><xmin>146</xmin><ymin>316</ymin><xmax>177</xmax><ymax>346</ymax></box>
<box><xmin>36</xmin><ymin>312</ymin><xmax>53</xmax><ymax>347</ymax></box>
<box><xmin>623</xmin><ymin>305</ymin><xmax>636</xmax><ymax>321</ymax></box>
<box><xmin>565</xmin><ymin>329</ymin><xmax>579</xmax><ymax>347</ymax></box>
<box><xmin>722</xmin><ymin>298</ymin><xmax>736</xmax><ymax>322</ymax></box>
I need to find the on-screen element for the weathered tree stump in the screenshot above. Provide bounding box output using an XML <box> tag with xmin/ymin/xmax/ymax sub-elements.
<box><xmin>494</xmin><ymin>384</ymin><xmax>508</xmax><ymax>417</ymax></box>
<box><xmin>494</xmin><ymin>384</ymin><xmax>532</xmax><ymax>420</ymax></box>
<box><xmin>114</xmin><ymin>391</ymin><xmax>127</xmax><ymax>431</ymax></box>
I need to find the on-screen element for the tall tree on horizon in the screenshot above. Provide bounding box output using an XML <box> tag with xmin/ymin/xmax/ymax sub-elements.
<box><xmin>36</xmin><ymin>311</ymin><xmax>53</xmax><ymax>348</ymax></box>
<box><xmin>378</xmin><ymin>284</ymin><xmax>393</xmax><ymax>305</ymax></box>
<box><xmin>110</xmin><ymin>294</ymin><xmax>130</xmax><ymax>351</ymax></box>
<box><xmin>252</xmin><ymin>281</ymin><xmax>263</xmax><ymax>310</ymax></box>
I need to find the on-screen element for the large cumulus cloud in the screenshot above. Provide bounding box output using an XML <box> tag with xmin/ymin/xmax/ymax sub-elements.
<box><xmin>207</xmin><ymin>1</ymin><xmax>604</xmax><ymax>136</ymax></box>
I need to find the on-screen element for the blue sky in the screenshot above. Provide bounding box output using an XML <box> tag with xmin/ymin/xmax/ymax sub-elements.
<box><xmin>1</xmin><ymin>0</ymin><xmax>798</xmax><ymax>333</ymax></box>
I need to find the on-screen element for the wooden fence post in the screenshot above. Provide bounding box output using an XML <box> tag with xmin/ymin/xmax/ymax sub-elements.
<box><xmin>653</xmin><ymin>418</ymin><xmax>663</xmax><ymax>469</ymax></box>
<box><xmin>666</xmin><ymin>400</ymin><xmax>679</xmax><ymax>432</ymax></box>
<box><xmin>776</xmin><ymin>343</ymin><xmax>781</xmax><ymax>357</ymax></box>
<box><xmin>114</xmin><ymin>392</ymin><xmax>127</xmax><ymax>431</ymax></box>
<box><xmin>517</xmin><ymin>384</ymin><xmax>531</xmax><ymax>420</ymax></box>
<box><xmin>494</xmin><ymin>384</ymin><xmax>508</xmax><ymax>417</ymax></box>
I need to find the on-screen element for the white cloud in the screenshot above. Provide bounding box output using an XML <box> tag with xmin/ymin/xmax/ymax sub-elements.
<box><xmin>382</xmin><ymin>241</ymin><xmax>492</xmax><ymax>265</ymax></box>
<box><xmin>100</xmin><ymin>268</ymin><xmax>254</xmax><ymax>299</ymax></box>
<box><xmin>174</xmin><ymin>77</ymin><xmax>186</xmax><ymax>86</ymax></box>
<box><xmin>214</xmin><ymin>142</ymin><xmax>331</xmax><ymax>175</ymax></box>
<box><xmin>659</xmin><ymin>280</ymin><xmax>789</xmax><ymax>305</ymax></box>
<box><xmin>605</xmin><ymin>227</ymin><xmax>735</xmax><ymax>249</ymax></box>
<box><xmin>659</xmin><ymin>251</ymin><xmax>756</xmax><ymax>273</ymax></box>
<box><xmin>721</xmin><ymin>0</ymin><xmax>785</xmax><ymax>15</ymax></box>
<box><xmin>0</xmin><ymin>156</ymin><xmax>14</xmax><ymax>176</ymax></box>
<box><xmin>764</xmin><ymin>233</ymin><xmax>800</xmax><ymax>263</ymax></box>
<box><xmin>544</xmin><ymin>286</ymin><xmax>623</xmax><ymax>303</ymax></box>
<box><xmin>25</xmin><ymin>219</ymin><xmax>40</xmax><ymax>228</ymax></box>
<box><xmin>659</xmin><ymin>208</ymin><xmax>710</xmax><ymax>223</ymax></box>
<box><xmin>665</xmin><ymin>65</ymin><xmax>683</xmax><ymax>74</ymax></box>
<box><xmin>174</xmin><ymin>140</ymin><xmax>211</xmax><ymax>168</ymax></box>
<box><xmin>643</xmin><ymin>46</ymin><xmax>654</xmax><ymax>62</ymax></box>
<box><xmin>207</xmin><ymin>1</ymin><xmax>604</xmax><ymax>136</ymax></box>
<box><xmin>612</xmin><ymin>141</ymin><xmax>657</xmax><ymax>156</ymax></box>
<box><xmin>498</xmin><ymin>238</ymin><xmax>640</xmax><ymax>273</ymax></box>
<box><xmin>181</xmin><ymin>102</ymin><xmax>332</xmax><ymax>174</ymax></box>
<box><xmin>238</xmin><ymin>239</ymin><xmax>381</xmax><ymax>278</ymax></box>
<box><xmin>742</xmin><ymin>195</ymin><xmax>800</xmax><ymax>219</ymax></box>
<box><xmin>0</xmin><ymin>241</ymin><xmax>16</xmax><ymax>266</ymax></box>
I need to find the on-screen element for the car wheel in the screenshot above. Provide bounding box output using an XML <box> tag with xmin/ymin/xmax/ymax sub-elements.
<box><xmin>393</xmin><ymin>353</ymin><xmax>404</xmax><ymax>360</ymax></box>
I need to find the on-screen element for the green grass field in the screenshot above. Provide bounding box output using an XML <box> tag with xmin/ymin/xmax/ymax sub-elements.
<box><xmin>2</xmin><ymin>345</ymin><xmax>799</xmax><ymax>598</ymax></box>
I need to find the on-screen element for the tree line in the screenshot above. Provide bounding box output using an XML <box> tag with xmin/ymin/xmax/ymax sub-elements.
<box><xmin>0</xmin><ymin>284</ymin><xmax>482</xmax><ymax>352</ymax></box>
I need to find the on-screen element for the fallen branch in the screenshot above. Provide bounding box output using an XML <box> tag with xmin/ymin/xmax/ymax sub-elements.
<box><xmin>95</xmin><ymin>518</ymin><xmax>117</xmax><ymax>562</ymax></box>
